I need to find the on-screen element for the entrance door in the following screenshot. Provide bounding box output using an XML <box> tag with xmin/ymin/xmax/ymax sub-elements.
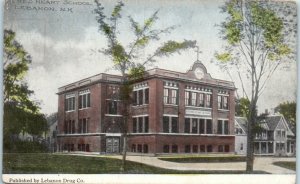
<box><xmin>106</xmin><ymin>137</ymin><xmax>120</xmax><ymax>153</ymax></box>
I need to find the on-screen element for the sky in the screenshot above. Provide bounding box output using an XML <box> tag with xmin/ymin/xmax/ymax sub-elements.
<box><xmin>4</xmin><ymin>0</ymin><xmax>297</xmax><ymax>115</ymax></box>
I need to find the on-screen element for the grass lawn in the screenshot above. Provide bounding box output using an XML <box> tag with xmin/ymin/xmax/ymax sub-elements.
<box><xmin>273</xmin><ymin>161</ymin><xmax>296</xmax><ymax>171</ymax></box>
<box><xmin>3</xmin><ymin>153</ymin><xmax>267</xmax><ymax>174</ymax></box>
<box><xmin>158</xmin><ymin>155</ymin><xmax>246</xmax><ymax>163</ymax></box>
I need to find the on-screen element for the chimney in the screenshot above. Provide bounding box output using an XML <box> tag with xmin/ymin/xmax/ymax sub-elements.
<box><xmin>265</xmin><ymin>109</ymin><xmax>269</xmax><ymax>114</ymax></box>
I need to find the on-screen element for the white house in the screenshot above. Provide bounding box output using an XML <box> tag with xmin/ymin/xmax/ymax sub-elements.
<box><xmin>234</xmin><ymin>115</ymin><xmax>295</xmax><ymax>156</ymax></box>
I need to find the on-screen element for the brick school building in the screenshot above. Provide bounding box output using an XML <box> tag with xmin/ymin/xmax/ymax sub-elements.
<box><xmin>56</xmin><ymin>61</ymin><xmax>236</xmax><ymax>155</ymax></box>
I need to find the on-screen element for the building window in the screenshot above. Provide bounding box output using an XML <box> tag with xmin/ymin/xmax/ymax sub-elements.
<box><xmin>193</xmin><ymin>145</ymin><xmax>198</xmax><ymax>153</ymax></box>
<box><xmin>132</xmin><ymin>116</ymin><xmax>149</xmax><ymax>133</ymax></box>
<box><xmin>138</xmin><ymin>117</ymin><xmax>143</xmax><ymax>133</ymax></box>
<box><xmin>191</xmin><ymin>92</ymin><xmax>197</xmax><ymax>106</ymax></box>
<box><xmin>162</xmin><ymin>116</ymin><xmax>178</xmax><ymax>133</ymax></box>
<box><xmin>133</xmin><ymin>91</ymin><xmax>137</xmax><ymax>105</ymax></box>
<box><xmin>137</xmin><ymin>144</ymin><xmax>142</xmax><ymax>153</ymax></box>
<box><xmin>218</xmin><ymin>96</ymin><xmax>222</xmax><ymax>109</ymax></box>
<box><xmin>223</xmin><ymin>96</ymin><xmax>228</xmax><ymax>109</ymax></box>
<box><xmin>132</xmin><ymin>144</ymin><xmax>136</xmax><ymax>152</ymax></box>
<box><xmin>144</xmin><ymin>116</ymin><xmax>149</xmax><ymax>133</ymax></box>
<box><xmin>164</xmin><ymin>88</ymin><xmax>169</xmax><ymax>104</ymax></box>
<box><xmin>200</xmin><ymin>145</ymin><xmax>205</xmax><ymax>152</ymax></box>
<box><xmin>108</xmin><ymin>101</ymin><xmax>118</xmax><ymax>114</ymax></box>
<box><xmin>185</xmin><ymin>118</ymin><xmax>212</xmax><ymax>134</ymax></box>
<box><xmin>65</xmin><ymin>120</ymin><xmax>75</xmax><ymax>134</ymax></box>
<box><xmin>143</xmin><ymin>144</ymin><xmax>148</xmax><ymax>153</ymax></box>
<box><xmin>217</xmin><ymin>120</ymin><xmax>229</xmax><ymax>135</ymax></box>
<box><xmin>235</xmin><ymin>128</ymin><xmax>243</xmax><ymax>134</ymax></box>
<box><xmin>65</xmin><ymin>95</ymin><xmax>75</xmax><ymax>111</ymax></box>
<box><xmin>225</xmin><ymin>145</ymin><xmax>230</xmax><ymax>152</ymax></box>
<box><xmin>185</xmin><ymin>145</ymin><xmax>191</xmax><ymax>153</ymax></box>
<box><xmin>164</xmin><ymin>88</ymin><xmax>178</xmax><ymax>105</ymax></box>
<box><xmin>138</xmin><ymin>90</ymin><xmax>143</xmax><ymax>105</ymax></box>
<box><xmin>172</xmin><ymin>145</ymin><xmax>178</xmax><ymax>153</ymax></box>
<box><xmin>206</xmin><ymin>119</ymin><xmax>212</xmax><ymax>134</ymax></box>
<box><xmin>192</xmin><ymin>118</ymin><xmax>198</xmax><ymax>133</ymax></box>
<box><xmin>282</xmin><ymin>131</ymin><xmax>286</xmax><ymax>138</ymax></box>
<box><xmin>184</xmin><ymin>118</ymin><xmax>190</xmax><ymax>133</ymax></box>
<box><xmin>206</xmin><ymin>94</ymin><xmax>212</xmax><ymax>108</ymax></box>
<box><xmin>207</xmin><ymin>145</ymin><xmax>212</xmax><ymax>152</ymax></box>
<box><xmin>240</xmin><ymin>143</ymin><xmax>243</xmax><ymax>150</ymax></box>
<box><xmin>145</xmin><ymin>88</ymin><xmax>149</xmax><ymax>104</ymax></box>
<box><xmin>133</xmin><ymin>118</ymin><xmax>137</xmax><ymax>133</ymax></box>
<box><xmin>218</xmin><ymin>145</ymin><xmax>224</xmax><ymax>152</ymax></box>
<box><xmin>185</xmin><ymin>91</ymin><xmax>190</xmax><ymax>106</ymax></box>
<box><xmin>79</xmin><ymin>92</ymin><xmax>91</xmax><ymax>109</ymax></box>
<box><xmin>163</xmin><ymin>145</ymin><xmax>169</xmax><ymax>153</ymax></box>
<box><xmin>79</xmin><ymin>118</ymin><xmax>89</xmax><ymax>133</ymax></box>
<box><xmin>218</xmin><ymin>95</ymin><xmax>229</xmax><ymax>110</ymax></box>
<box><xmin>199</xmin><ymin>119</ymin><xmax>205</xmax><ymax>134</ymax></box>
<box><xmin>171</xmin><ymin>117</ymin><xmax>178</xmax><ymax>133</ymax></box>
<box><xmin>133</xmin><ymin>88</ymin><xmax>149</xmax><ymax>106</ymax></box>
<box><xmin>171</xmin><ymin>90</ymin><xmax>178</xmax><ymax>104</ymax></box>
<box><xmin>78</xmin><ymin>144</ymin><xmax>89</xmax><ymax>152</ymax></box>
<box><xmin>198</xmin><ymin>93</ymin><xmax>204</xmax><ymax>107</ymax></box>
<box><xmin>277</xmin><ymin>130</ymin><xmax>281</xmax><ymax>138</ymax></box>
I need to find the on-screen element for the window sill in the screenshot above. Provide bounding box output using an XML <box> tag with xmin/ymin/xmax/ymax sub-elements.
<box><xmin>164</xmin><ymin>104</ymin><xmax>178</xmax><ymax>107</ymax></box>
<box><xmin>105</xmin><ymin>114</ymin><xmax>123</xmax><ymax>117</ymax></box>
<box><xmin>132</xmin><ymin>104</ymin><xmax>149</xmax><ymax>108</ymax></box>
<box><xmin>65</xmin><ymin>110</ymin><xmax>75</xmax><ymax>113</ymax></box>
<box><xmin>185</xmin><ymin>106</ymin><xmax>212</xmax><ymax>109</ymax></box>
<box><xmin>218</xmin><ymin>109</ymin><xmax>230</xmax><ymax>112</ymax></box>
<box><xmin>79</xmin><ymin>107</ymin><xmax>91</xmax><ymax>110</ymax></box>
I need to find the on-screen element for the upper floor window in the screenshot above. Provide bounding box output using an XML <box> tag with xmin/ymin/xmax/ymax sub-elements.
<box><xmin>108</xmin><ymin>101</ymin><xmax>118</xmax><ymax>114</ymax></box>
<box><xmin>163</xmin><ymin>81</ymin><xmax>178</xmax><ymax>105</ymax></box>
<box><xmin>185</xmin><ymin>91</ymin><xmax>212</xmax><ymax>108</ymax></box>
<box><xmin>282</xmin><ymin>131</ymin><xmax>286</xmax><ymax>138</ymax></box>
<box><xmin>198</xmin><ymin>93</ymin><xmax>204</xmax><ymax>107</ymax></box>
<box><xmin>65</xmin><ymin>94</ymin><xmax>75</xmax><ymax>111</ymax></box>
<box><xmin>78</xmin><ymin>118</ymin><xmax>89</xmax><ymax>133</ymax></box>
<box><xmin>206</xmin><ymin>94</ymin><xmax>212</xmax><ymax>108</ymax></box>
<box><xmin>235</xmin><ymin>128</ymin><xmax>243</xmax><ymax>134</ymax></box>
<box><xmin>185</xmin><ymin>118</ymin><xmax>212</xmax><ymax>134</ymax></box>
<box><xmin>79</xmin><ymin>90</ymin><xmax>91</xmax><ymax>109</ymax></box>
<box><xmin>64</xmin><ymin>120</ymin><xmax>75</xmax><ymax>134</ymax></box>
<box><xmin>218</xmin><ymin>94</ymin><xmax>229</xmax><ymax>110</ymax></box>
<box><xmin>217</xmin><ymin>120</ymin><xmax>229</xmax><ymax>135</ymax></box>
<box><xmin>133</xmin><ymin>88</ymin><xmax>149</xmax><ymax>106</ymax></box>
<box><xmin>164</xmin><ymin>88</ymin><xmax>178</xmax><ymax>105</ymax></box>
<box><xmin>191</xmin><ymin>92</ymin><xmax>197</xmax><ymax>106</ymax></box>
<box><xmin>163</xmin><ymin>116</ymin><xmax>178</xmax><ymax>133</ymax></box>
<box><xmin>132</xmin><ymin>116</ymin><xmax>149</xmax><ymax>133</ymax></box>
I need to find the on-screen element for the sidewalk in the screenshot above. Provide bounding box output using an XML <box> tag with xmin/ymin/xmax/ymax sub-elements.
<box><xmin>67</xmin><ymin>153</ymin><xmax>296</xmax><ymax>174</ymax></box>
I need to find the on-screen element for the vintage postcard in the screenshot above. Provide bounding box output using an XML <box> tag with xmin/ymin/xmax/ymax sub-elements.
<box><xmin>2</xmin><ymin>0</ymin><xmax>297</xmax><ymax>183</ymax></box>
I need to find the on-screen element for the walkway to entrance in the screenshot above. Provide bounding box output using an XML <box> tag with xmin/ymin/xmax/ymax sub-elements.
<box><xmin>66</xmin><ymin>153</ymin><xmax>295</xmax><ymax>174</ymax></box>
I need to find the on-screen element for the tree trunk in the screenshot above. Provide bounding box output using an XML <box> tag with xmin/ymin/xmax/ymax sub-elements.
<box><xmin>120</xmin><ymin>72</ymin><xmax>128</xmax><ymax>173</ymax></box>
<box><xmin>121</xmin><ymin>134</ymin><xmax>127</xmax><ymax>172</ymax></box>
<box><xmin>246</xmin><ymin>97</ymin><xmax>258</xmax><ymax>173</ymax></box>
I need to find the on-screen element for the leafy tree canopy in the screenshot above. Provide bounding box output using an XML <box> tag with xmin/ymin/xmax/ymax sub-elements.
<box><xmin>94</xmin><ymin>0</ymin><xmax>196</xmax><ymax>77</ymax></box>
<box><xmin>3</xmin><ymin>29</ymin><xmax>48</xmax><ymax>142</ymax></box>
<box><xmin>275</xmin><ymin>101</ymin><xmax>296</xmax><ymax>125</ymax></box>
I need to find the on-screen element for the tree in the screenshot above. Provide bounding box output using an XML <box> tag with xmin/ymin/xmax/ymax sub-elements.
<box><xmin>275</xmin><ymin>101</ymin><xmax>296</xmax><ymax>135</ymax></box>
<box><xmin>275</xmin><ymin>101</ymin><xmax>296</xmax><ymax>124</ymax></box>
<box><xmin>94</xmin><ymin>1</ymin><xmax>196</xmax><ymax>171</ymax></box>
<box><xmin>235</xmin><ymin>97</ymin><xmax>250</xmax><ymax>117</ymax></box>
<box><xmin>215</xmin><ymin>0</ymin><xmax>296</xmax><ymax>172</ymax></box>
<box><xmin>3</xmin><ymin>29</ymin><xmax>48</xmax><ymax>151</ymax></box>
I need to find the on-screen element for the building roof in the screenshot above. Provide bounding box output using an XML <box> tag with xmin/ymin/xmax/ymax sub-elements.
<box><xmin>57</xmin><ymin>61</ymin><xmax>236</xmax><ymax>94</ymax></box>
<box><xmin>235</xmin><ymin>115</ymin><xmax>294</xmax><ymax>136</ymax></box>
<box><xmin>265</xmin><ymin>115</ymin><xmax>282</xmax><ymax>131</ymax></box>
<box><xmin>235</xmin><ymin>117</ymin><xmax>248</xmax><ymax>133</ymax></box>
